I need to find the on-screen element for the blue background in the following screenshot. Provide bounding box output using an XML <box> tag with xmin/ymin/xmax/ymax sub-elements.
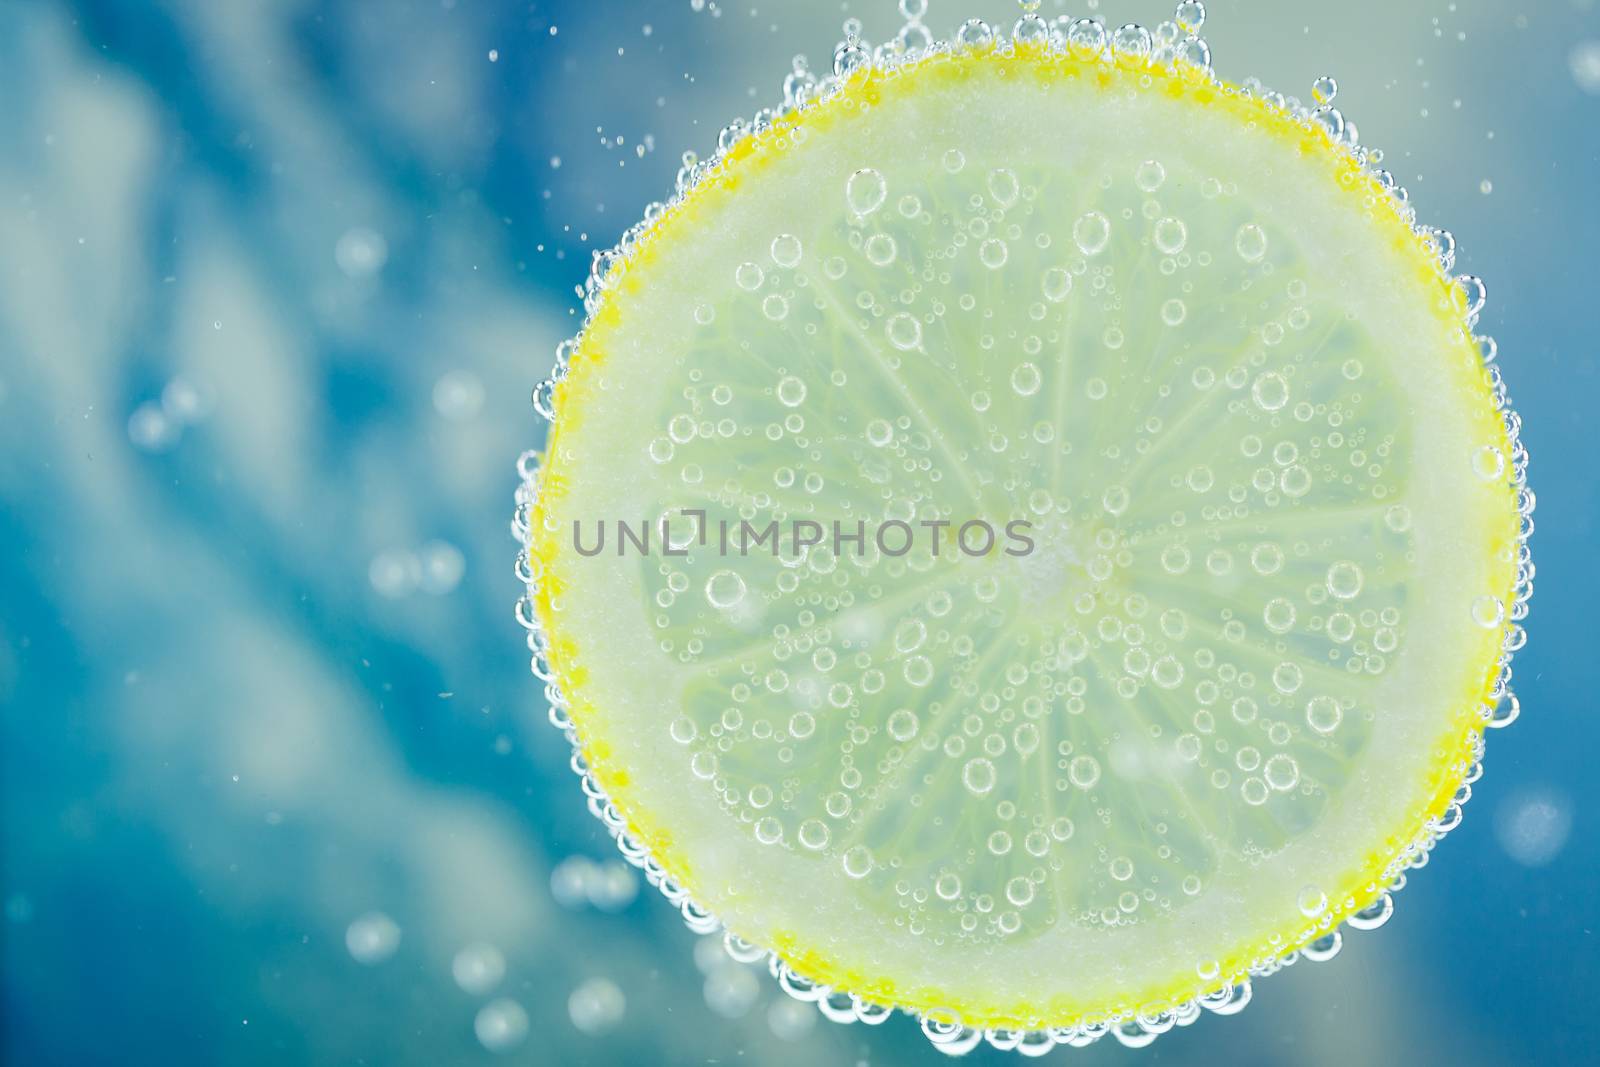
<box><xmin>2</xmin><ymin>1</ymin><xmax>1596</xmax><ymax>1063</ymax></box>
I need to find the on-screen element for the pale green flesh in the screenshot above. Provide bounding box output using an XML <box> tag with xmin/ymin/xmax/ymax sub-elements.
<box><xmin>541</xmin><ymin>67</ymin><xmax>1508</xmax><ymax>1014</ymax></box>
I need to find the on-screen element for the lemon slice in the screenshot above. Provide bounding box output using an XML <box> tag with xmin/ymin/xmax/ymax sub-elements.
<box><xmin>517</xmin><ymin>40</ymin><xmax>1528</xmax><ymax>1044</ymax></box>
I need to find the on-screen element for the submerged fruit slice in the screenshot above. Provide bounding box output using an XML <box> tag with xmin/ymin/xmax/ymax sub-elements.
<box><xmin>526</xmin><ymin>46</ymin><xmax>1520</xmax><ymax>1029</ymax></box>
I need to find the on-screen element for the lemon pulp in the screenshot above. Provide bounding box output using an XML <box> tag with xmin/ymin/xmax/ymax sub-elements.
<box><xmin>523</xmin><ymin>47</ymin><xmax>1522</xmax><ymax>1031</ymax></box>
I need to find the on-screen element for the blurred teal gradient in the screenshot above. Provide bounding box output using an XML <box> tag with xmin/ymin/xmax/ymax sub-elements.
<box><xmin>2</xmin><ymin>1</ymin><xmax>1596</xmax><ymax>1063</ymax></box>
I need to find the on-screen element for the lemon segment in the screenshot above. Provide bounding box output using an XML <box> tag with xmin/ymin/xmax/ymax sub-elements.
<box><xmin>526</xmin><ymin>48</ymin><xmax>1521</xmax><ymax>1030</ymax></box>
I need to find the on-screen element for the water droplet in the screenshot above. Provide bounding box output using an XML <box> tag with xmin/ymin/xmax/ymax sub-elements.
<box><xmin>776</xmin><ymin>375</ymin><xmax>807</xmax><ymax>407</ymax></box>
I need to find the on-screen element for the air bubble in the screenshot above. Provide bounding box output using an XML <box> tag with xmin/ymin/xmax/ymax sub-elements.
<box><xmin>1251</xmin><ymin>372</ymin><xmax>1289</xmax><ymax>412</ymax></box>
<box><xmin>986</xmin><ymin>168</ymin><xmax>1020</xmax><ymax>206</ymax></box>
<box><xmin>798</xmin><ymin>819</ymin><xmax>830</xmax><ymax>850</ymax></box>
<box><xmin>963</xmin><ymin>757</ymin><xmax>997</xmax><ymax>796</ymax></box>
<box><xmin>979</xmin><ymin>238</ymin><xmax>1009</xmax><ymax>269</ymax></box>
<box><xmin>842</xmin><ymin>845</ymin><xmax>874</xmax><ymax>878</ymax></box>
<box><xmin>1113</xmin><ymin>24</ymin><xmax>1154</xmax><ymax>61</ymax></box>
<box><xmin>1068</xmin><ymin>755</ymin><xmax>1101</xmax><ymax>789</ymax></box>
<box><xmin>770</xmin><ymin>233</ymin><xmax>802</xmax><ymax>267</ymax></box>
<box><xmin>1235</xmin><ymin>223</ymin><xmax>1268</xmax><ymax>262</ymax></box>
<box><xmin>1042</xmin><ymin>267</ymin><xmax>1073</xmax><ymax>303</ymax></box>
<box><xmin>887</xmin><ymin>312</ymin><xmax>923</xmax><ymax>350</ymax></box>
<box><xmin>1073</xmin><ymin>211</ymin><xmax>1111</xmax><ymax>255</ymax></box>
<box><xmin>1066</xmin><ymin>18</ymin><xmax>1107</xmax><ymax>57</ymax></box>
<box><xmin>705</xmin><ymin>570</ymin><xmax>747</xmax><ymax>609</ymax></box>
<box><xmin>1325</xmin><ymin>561</ymin><xmax>1364</xmax><ymax>600</ymax></box>
<box><xmin>1296</xmin><ymin>884</ymin><xmax>1328</xmax><ymax>918</ymax></box>
<box><xmin>887</xmin><ymin>708</ymin><xmax>920</xmax><ymax>741</ymax></box>
<box><xmin>865</xmin><ymin>232</ymin><xmax>898</xmax><ymax>266</ymax></box>
<box><xmin>957</xmin><ymin>18</ymin><xmax>994</xmax><ymax>49</ymax></box>
<box><xmin>736</xmin><ymin>261</ymin><xmax>765</xmax><ymax>290</ymax></box>
<box><xmin>846</xmin><ymin>168</ymin><xmax>887</xmax><ymax>215</ymax></box>
<box><xmin>1264</xmin><ymin>754</ymin><xmax>1300</xmax><ymax>791</ymax></box>
<box><xmin>1472</xmin><ymin>444</ymin><xmax>1506</xmax><ymax>481</ymax></box>
<box><xmin>1010</xmin><ymin>362</ymin><xmax>1042</xmax><ymax>397</ymax></box>
<box><xmin>1153</xmin><ymin>216</ymin><xmax>1188</xmax><ymax>255</ymax></box>
<box><xmin>1305</xmin><ymin>695</ymin><xmax>1343</xmax><ymax>735</ymax></box>
<box><xmin>1471</xmin><ymin>595</ymin><xmax>1505</xmax><ymax>629</ymax></box>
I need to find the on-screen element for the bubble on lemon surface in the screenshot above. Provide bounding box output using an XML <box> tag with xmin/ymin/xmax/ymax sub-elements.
<box><xmin>514</xmin><ymin>3</ymin><xmax>1532</xmax><ymax>1056</ymax></box>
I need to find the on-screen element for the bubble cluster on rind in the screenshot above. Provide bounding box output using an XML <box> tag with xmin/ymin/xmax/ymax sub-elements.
<box><xmin>510</xmin><ymin>14</ymin><xmax>1533</xmax><ymax>1055</ymax></box>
